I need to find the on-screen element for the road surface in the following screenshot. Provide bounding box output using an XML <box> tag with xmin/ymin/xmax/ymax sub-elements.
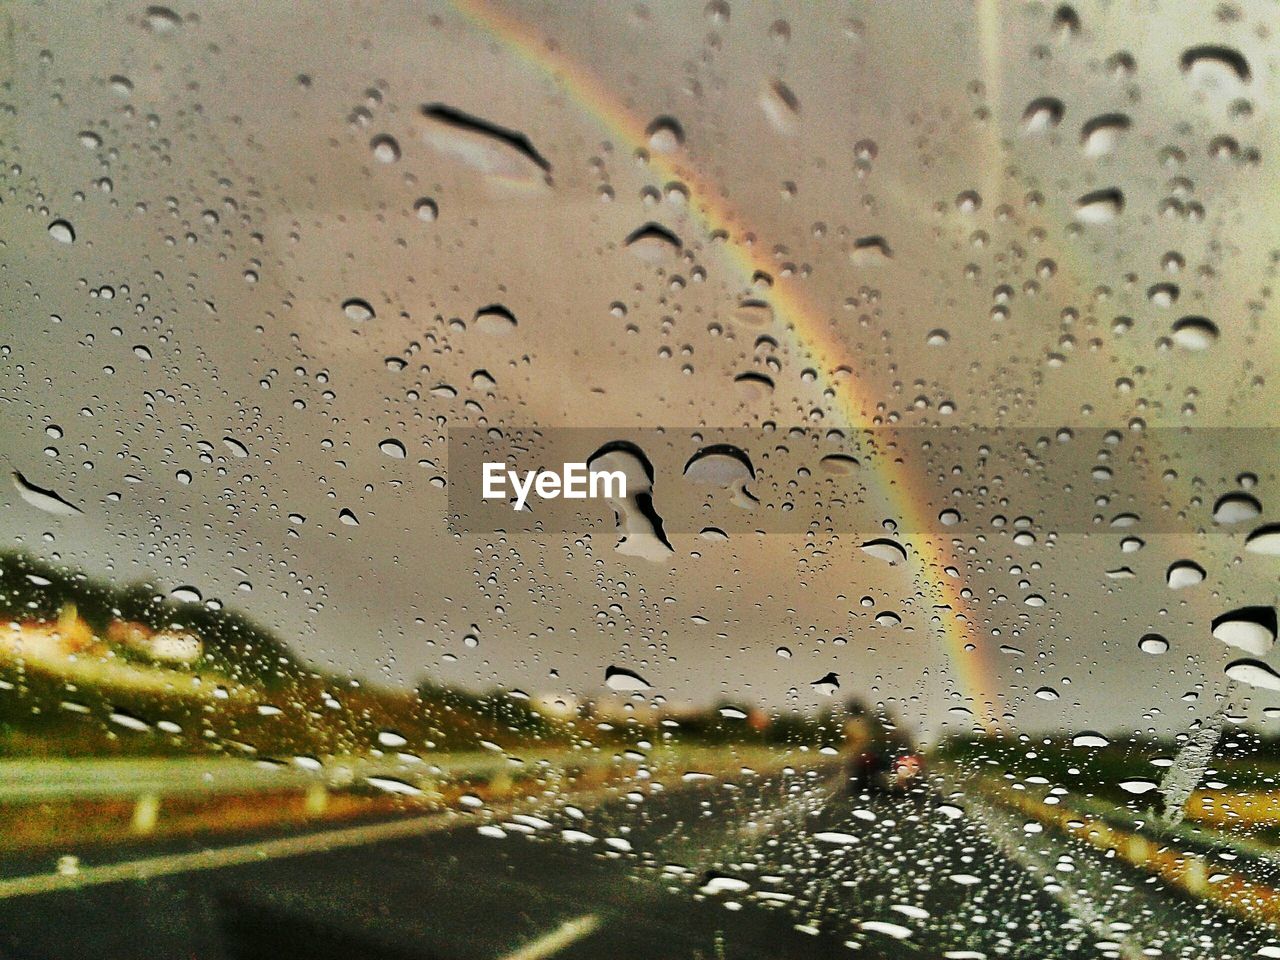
<box><xmin>0</xmin><ymin>767</ymin><xmax>1274</xmax><ymax>960</ymax></box>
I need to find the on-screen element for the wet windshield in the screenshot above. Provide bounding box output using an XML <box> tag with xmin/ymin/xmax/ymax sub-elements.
<box><xmin>2</xmin><ymin>2</ymin><xmax>1280</xmax><ymax>958</ymax></box>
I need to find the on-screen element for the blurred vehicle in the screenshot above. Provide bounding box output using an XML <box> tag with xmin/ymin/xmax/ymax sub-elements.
<box><xmin>887</xmin><ymin>752</ymin><xmax>925</xmax><ymax>791</ymax></box>
<box><xmin>840</xmin><ymin>701</ymin><xmax>924</xmax><ymax>794</ymax></box>
<box><xmin>843</xmin><ymin>746</ymin><xmax>926</xmax><ymax>794</ymax></box>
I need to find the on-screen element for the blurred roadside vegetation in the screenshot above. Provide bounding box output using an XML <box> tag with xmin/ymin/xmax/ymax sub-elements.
<box><xmin>938</xmin><ymin>730</ymin><xmax>1280</xmax><ymax>809</ymax></box>
<box><xmin>0</xmin><ymin>550</ymin><xmax>840</xmax><ymax>760</ymax></box>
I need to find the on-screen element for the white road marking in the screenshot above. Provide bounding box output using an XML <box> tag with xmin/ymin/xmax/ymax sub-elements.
<box><xmin>0</xmin><ymin>813</ymin><xmax>454</xmax><ymax>900</ymax></box>
<box><xmin>0</xmin><ymin>754</ymin><xmax>822</xmax><ymax>902</ymax></box>
<box><xmin>496</xmin><ymin>914</ymin><xmax>601</xmax><ymax>960</ymax></box>
<box><xmin>0</xmin><ymin>777</ymin><xmax>640</xmax><ymax>901</ymax></box>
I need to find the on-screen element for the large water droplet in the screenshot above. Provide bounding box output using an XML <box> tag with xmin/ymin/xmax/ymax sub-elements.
<box><xmin>222</xmin><ymin>437</ymin><xmax>249</xmax><ymax>458</ymax></box>
<box><xmin>417</xmin><ymin>103</ymin><xmax>550</xmax><ymax>185</ymax></box>
<box><xmin>143</xmin><ymin>6</ymin><xmax>182</xmax><ymax>33</ymax></box>
<box><xmin>1166</xmin><ymin>560</ymin><xmax>1205</xmax><ymax>589</ymax></box>
<box><xmin>1080</xmin><ymin>113</ymin><xmax>1131</xmax><ymax>157</ymax></box>
<box><xmin>624</xmin><ymin>222</ymin><xmax>681</xmax><ymax>261</ymax></box>
<box><xmin>819</xmin><ymin>453</ymin><xmax>859</xmax><ymax>474</ymax></box>
<box><xmin>48</xmin><ymin>220</ymin><xmax>75</xmax><ymax>243</ymax></box>
<box><xmin>760</xmin><ymin>79</ymin><xmax>800</xmax><ymax>135</ymax></box>
<box><xmin>377</xmin><ymin>730</ymin><xmax>408</xmax><ymax>748</ymax></box>
<box><xmin>366</xmin><ymin>776</ymin><xmax>423</xmax><ymax>796</ymax></box>
<box><xmin>1214</xmin><ymin>491</ymin><xmax>1260</xmax><ymax>523</ymax></box>
<box><xmin>1119</xmin><ymin>779</ymin><xmax>1158</xmax><ymax>795</ymax></box>
<box><xmin>733</xmin><ymin>371</ymin><xmax>774</xmax><ymax>400</ymax></box>
<box><xmin>370</xmin><ymin>134</ymin><xmax>400</xmax><ymax>163</ymax></box>
<box><xmin>414</xmin><ymin>197</ymin><xmax>438</xmax><ymax>221</ymax></box>
<box><xmin>850</xmin><ymin>236</ymin><xmax>893</xmax><ymax>265</ymax></box>
<box><xmin>605</xmin><ymin>665</ymin><xmax>651</xmax><ymax>691</ymax></box>
<box><xmin>683</xmin><ymin>444</ymin><xmax>754</xmax><ymax>485</ymax></box>
<box><xmin>811</xmin><ymin>672</ymin><xmax>840</xmax><ymax>696</ymax></box>
<box><xmin>1170</xmin><ymin>316</ymin><xmax>1219</xmax><ymax>350</ymax></box>
<box><xmin>1181</xmin><ymin>46</ymin><xmax>1250</xmax><ymax>85</ymax></box>
<box><xmin>1227</xmin><ymin>658</ymin><xmax>1280</xmax><ymax>691</ymax></box>
<box><xmin>1075</xmin><ymin>188</ymin><xmax>1124</xmax><ymax>223</ymax></box>
<box><xmin>1139</xmin><ymin>633</ymin><xmax>1170</xmax><ymax>655</ymax></box>
<box><xmin>1212</xmin><ymin>606</ymin><xmax>1277</xmax><ymax>656</ymax></box>
<box><xmin>1022</xmin><ymin>97</ymin><xmax>1064</xmax><ymax>133</ymax></box>
<box><xmin>12</xmin><ymin>471</ymin><xmax>82</xmax><ymax>516</ymax></box>
<box><xmin>860</xmin><ymin>538</ymin><xmax>906</xmax><ymax>565</ymax></box>
<box><xmin>1245</xmin><ymin>524</ymin><xmax>1280</xmax><ymax>556</ymax></box>
<box><xmin>733</xmin><ymin>299</ymin><xmax>774</xmax><ymax>326</ymax></box>
<box><xmin>645</xmin><ymin>116</ymin><xmax>685</xmax><ymax>153</ymax></box>
<box><xmin>474</xmin><ymin>304</ymin><xmax>518</xmax><ymax>334</ymax></box>
<box><xmin>1073</xmin><ymin>732</ymin><xmax>1110</xmax><ymax>747</ymax></box>
<box><xmin>342</xmin><ymin>298</ymin><xmax>375</xmax><ymax>322</ymax></box>
<box><xmin>700</xmin><ymin>872</ymin><xmax>750</xmax><ymax>895</ymax></box>
<box><xmin>860</xmin><ymin>920</ymin><xmax>913</xmax><ymax>941</ymax></box>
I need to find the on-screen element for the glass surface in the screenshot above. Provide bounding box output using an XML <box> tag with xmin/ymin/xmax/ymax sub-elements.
<box><xmin>1</xmin><ymin>2</ymin><xmax>1279</xmax><ymax>958</ymax></box>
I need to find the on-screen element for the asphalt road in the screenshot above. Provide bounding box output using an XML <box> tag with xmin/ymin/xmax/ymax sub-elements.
<box><xmin>0</xmin><ymin>767</ymin><xmax>1273</xmax><ymax>960</ymax></box>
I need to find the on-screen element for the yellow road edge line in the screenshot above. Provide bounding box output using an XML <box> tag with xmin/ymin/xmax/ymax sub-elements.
<box><xmin>496</xmin><ymin>914</ymin><xmax>602</xmax><ymax>960</ymax></box>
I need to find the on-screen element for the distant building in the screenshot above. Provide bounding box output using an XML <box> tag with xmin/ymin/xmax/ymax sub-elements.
<box><xmin>0</xmin><ymin>604</ymin><xmax>101</xmax><ymax>660</ymax></box>
<box><xmin>0</xmin><ymin>606</ymin><xmax>202</xmax><ymax>672</ymax></box>
<box><xmin>107</xmin><ymin>620</ymin><xmax>203</xmax><ymax>665</ymax></box>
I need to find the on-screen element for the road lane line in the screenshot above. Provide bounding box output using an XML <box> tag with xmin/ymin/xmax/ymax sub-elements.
<box><xmin>0</xmin><ymin>813</ymin><xmax>454</xmax><ymax>900</ymax></box>
<box><xmin>0</xmin><ymin>758</ymin><xmax>823</xmax><ymax>901</ymax></box>
<box><xmin>496</xmin><ymin>914</ymin><xmax>601</xmax><ymax>960</ymax></box>
<box><xmin>0</xmin><ymin>774</ymin><xmax>682</xmax><ymax>900</ymax></box>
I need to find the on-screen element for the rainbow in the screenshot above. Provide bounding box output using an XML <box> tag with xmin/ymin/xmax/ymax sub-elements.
<box><xmin>452</xmin><ymin>0</ymin><xmax>1001</xmax><ymax>730</ymax></box>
